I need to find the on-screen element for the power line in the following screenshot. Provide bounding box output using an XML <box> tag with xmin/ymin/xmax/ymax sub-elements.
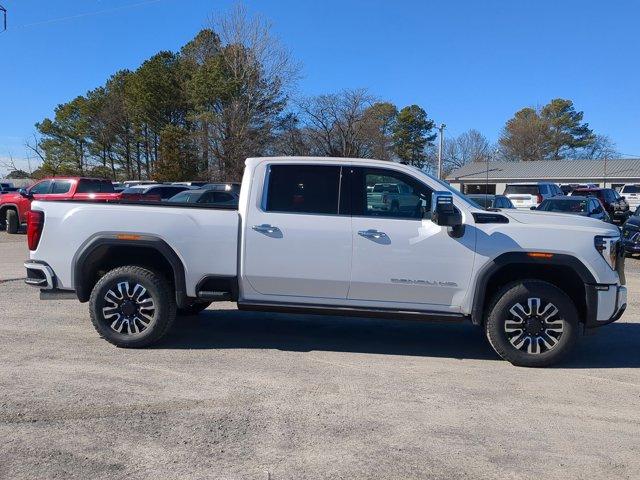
<box><xmin>12</xmin><ymin>0</ymin><xmax>164</xmax><ymax>30</ymax></box>
<box><xmin>0</xmin><ymin>4</ymin><xmax>7</xmax><ymax>32</ymax></box>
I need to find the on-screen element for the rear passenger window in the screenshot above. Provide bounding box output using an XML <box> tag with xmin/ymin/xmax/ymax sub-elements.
<box><xmin>51</xmin><ymin>181</ymin><xmax>72</xmax><ymax>194</ymax></box>
<box><xmin>266</xmin><ymin>165</ymin><xmax>340</xmax><ymax>214</ymax></box>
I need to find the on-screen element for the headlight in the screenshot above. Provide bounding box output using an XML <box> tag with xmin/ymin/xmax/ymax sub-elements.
<box><xmin>594</xmin><ymin>235</ymin><xmax>620</xmax><ymax>270</ymax></box>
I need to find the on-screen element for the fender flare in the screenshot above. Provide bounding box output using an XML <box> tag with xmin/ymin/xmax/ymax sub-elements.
<box><xmin>471</xmin><ymin>252</ymin><xmax>597</xmax><ymax>325</ymax></box>
<box><xmin>72</xmin><ymin>233</ymin><xmax>188</xmax><ymax>307</ymax></box>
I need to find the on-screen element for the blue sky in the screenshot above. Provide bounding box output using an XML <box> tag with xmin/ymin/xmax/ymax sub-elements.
<box><xmin>1</xmin><ymin>0</ymin><xmax>639</xmax><ymax>170</ymax></box>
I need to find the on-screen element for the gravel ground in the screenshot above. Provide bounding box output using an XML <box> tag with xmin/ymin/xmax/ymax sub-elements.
<box><xmin>1</xmin><ymin>231</ymin><xmax>639</xmax><ymax>479</ymax></box>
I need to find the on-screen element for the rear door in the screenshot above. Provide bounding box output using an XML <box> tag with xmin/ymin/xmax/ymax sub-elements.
<box><xmin>242</xmin><ymin>163</ymin><xmax>352</xmax><ymax>299</ymax></box>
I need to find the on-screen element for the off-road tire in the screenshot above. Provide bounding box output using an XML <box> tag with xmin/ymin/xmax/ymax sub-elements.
<box><xmin>485</xmin><ymin>280</ymin><xmax>579</xmax><ymax>367</ymax></box>
<box><xmin>178</xmin><ymin>301</ymin><xmax>212</xmax><ymax>316</ymax></box>
<box><xmin>6</xmin><ymin>209</ymin><xmax>19</xmax><ymax>234</ymax></box>
<box><xmin>89</xmin><ymin>266</ymin><xmax>176</xmax><ymax>348</ymax></box>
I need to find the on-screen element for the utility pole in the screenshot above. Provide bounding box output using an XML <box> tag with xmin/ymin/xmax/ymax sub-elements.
<box><xmin>437</xmin><ymin>123</ymin><xmax>446</xmax><ymax>180</ymax></box>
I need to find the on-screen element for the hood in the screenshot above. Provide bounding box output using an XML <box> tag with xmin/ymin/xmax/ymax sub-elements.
<box><xmin>0</xmin><ymin>192</ymin><xmax>22</xmax><ymax>202</ymax></box>
<box><xmin>624</xmin><ymin>215</ymin><xmax>640</xmax><ymax>229</ymax></box>
<box><xmin>500</xmin><ymin>209</ymin><xmax>619</xmax><ymax>235</ymax></box>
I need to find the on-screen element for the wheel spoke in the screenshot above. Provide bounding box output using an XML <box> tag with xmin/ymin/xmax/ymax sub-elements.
<box><xmin>539</xmin><ymin>303</ymin><xmax>559</xmax><ymax>321</ymax></box>
<box><xmin>509</xmin><ymin>303</ymin><xmax>528</xmax><ymax>321</ymax></box>
<box><xmin>527</xmin><ymin>337</ymin><xmax>540</xmax><ymax>354</ymax></box>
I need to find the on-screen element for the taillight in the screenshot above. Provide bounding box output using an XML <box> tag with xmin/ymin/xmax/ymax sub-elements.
<box><xmin>536</xmin><ymin>194</ymin><xmax>543</xmax><ymax>204</ymax></box>
<box><xmin>27</xmin><ymin>210</ymin><xmax>44</xmax><ymax>251</ymax></box>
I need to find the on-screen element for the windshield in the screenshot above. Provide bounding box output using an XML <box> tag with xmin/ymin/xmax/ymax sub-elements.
<box><xmin>167</xmin><ymin>191</ymin><xmax>193</xmax><ymax>202</ymax></box>
<box><xmin>538</xmin><ymin>199</ymin><xmax>588</xmax><ymax>213</ymax></box>
<box><xmin>504</xmin><ymin>185</ymin><xmax>539</xmax><ymax>195</ymax></box>
<box><xmin>466</xmin><ymin>196</ymin><xmax>493</xmax><ymax>208</ymax></box>
<box><xmin>372</xmin><ymin>183</ymin><xmax>400</xmax><ymax>193</ymax></box>
<box><xmin>622</xmin><ymin>185</ymin><xmax>640</xmax><ymax>194</ymax></box>
<box><xmin>122</xmin><ymin>187</ymin><xmax>147</xmax><ymax>194</ymax></box>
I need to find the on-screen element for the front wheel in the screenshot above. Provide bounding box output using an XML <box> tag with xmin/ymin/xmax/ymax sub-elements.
<box><xmin>89</xmin><ymin>266</ymin><xmax>176</xmax><ymax>348</ymax></box>
<box><xmin>484</xmin><ymin>280</ymin><xmax>579</xmax><ymax>367</ymax></box>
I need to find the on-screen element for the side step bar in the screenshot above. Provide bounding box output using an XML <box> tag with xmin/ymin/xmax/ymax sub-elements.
<box><xmin>238</xmin><ymin>301</ymin><xmax>468</xmax><ymax>323</ymax></box>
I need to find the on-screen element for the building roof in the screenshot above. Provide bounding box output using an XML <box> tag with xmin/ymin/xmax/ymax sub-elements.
<box><xmin>446</xmin><ymin>159</ymin><xmax>640</xmax><ymax>182</ymax></box>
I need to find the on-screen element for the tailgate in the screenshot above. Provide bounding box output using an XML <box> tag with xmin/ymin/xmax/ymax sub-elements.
<box><xmin>507</xmin><ymin>194</ymin><xmax>537</xmax><ymax>207</ymax></box>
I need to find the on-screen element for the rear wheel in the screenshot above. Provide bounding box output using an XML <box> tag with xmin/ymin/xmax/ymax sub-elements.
<box><xmin>6</xmin><ymin>209</ymin><xmax>19</xmax><ymax>234</ymax></box>
<box><xmin>485</xmin><ymin>280</ymin><xmax>579</xmax><ymax>367</ymax></box>
<box><xmin>89</xmin><ymin>266</ymin><xmax>176</xmax><ymax>348</ymax></box>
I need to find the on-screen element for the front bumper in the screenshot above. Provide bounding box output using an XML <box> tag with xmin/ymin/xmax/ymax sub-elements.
<box><xmin>586</xmin><ymin>284</ymin><xmax>627</xmax><ymax>329</ymax></box>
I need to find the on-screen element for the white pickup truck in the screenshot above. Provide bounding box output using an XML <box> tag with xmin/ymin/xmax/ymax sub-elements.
<box><xmin>24</xmin><ymin>157</ymin><xmax>627</xmax><ymax>367</ymax></box>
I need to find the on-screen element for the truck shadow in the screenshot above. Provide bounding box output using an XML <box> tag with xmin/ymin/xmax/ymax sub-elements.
<box><xmin>158</xmin><ymin>310</ymin><xmax>640</xmax><ymax>368</ymax></box>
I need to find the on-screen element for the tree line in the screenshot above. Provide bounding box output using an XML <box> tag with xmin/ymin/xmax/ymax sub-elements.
<box><xmin>14</xmin><ymin>8</ymin><xmax>618</xmax><ymax>182</ymax></box>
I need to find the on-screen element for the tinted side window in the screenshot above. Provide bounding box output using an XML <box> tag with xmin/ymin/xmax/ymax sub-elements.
<box><xmin>51</xmin><ymin>181</ymin><xmax>72</xmax><ymax>194</ymax></box>
<box><xmin>30</xmin><ymin>180</ymin><xmax>51</xmax><ymax>194</ymax></box>
<box><xmin>352</xmin><ymin>167</ymin><xmax>433</xmax><ymax>219</ymax></box>
<box><xmin>77</xmin><ymin>180</ymin><xmax>115</xmax><ymax>193</ymax></box>
<box><xmin>266</xmin><ymin>165</ymin><xmax>340</xmax><ymax>215</ymax></box>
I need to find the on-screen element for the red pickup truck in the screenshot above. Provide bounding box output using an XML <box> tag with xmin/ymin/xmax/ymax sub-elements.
<box><xmin>0</xmin><ymin>177</ymin><xmax>119</xmax><ymax>234</ymax></box>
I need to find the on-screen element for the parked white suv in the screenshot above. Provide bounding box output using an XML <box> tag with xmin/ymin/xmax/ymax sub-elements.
<box><xmin>24</xmin><ymin>157</ymin><xmax>626</xmax><ymax>367</ymax></box>
<box><xmin>504</xmin><ymin>182</ymin><xmax>563</xmax><ymax>209</ymax></box>
<box><xmin>620</xmin><ymin>184</ymin><xmax>640</xmax><ymax>211</ymax></box>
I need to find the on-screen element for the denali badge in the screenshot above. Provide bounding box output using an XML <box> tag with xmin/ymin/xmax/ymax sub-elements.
<box><xmin>390</xmin><ymin>278</ymin><xmax>458</xmax><ymax>287</ymax></box>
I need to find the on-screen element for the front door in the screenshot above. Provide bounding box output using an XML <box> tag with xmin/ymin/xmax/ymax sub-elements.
<box><xmin>348</xmin><ymin>167</ymin><xmax>476</xmax><ymax>310</ymax></box>
<box><xmin>243</xmin><ymin>163</ymin><xmax>352</xmax><ymax>300</ymax></box>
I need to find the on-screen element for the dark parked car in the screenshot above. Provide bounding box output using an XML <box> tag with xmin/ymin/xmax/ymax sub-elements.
<box><xmin>466</xmin><ymin>194</ymin><xmax>514</xmax><ymax>210</ymax></box>
<box><xmin>166</xmin><ymin>188</ymin><xmax>239</xmax><ymax>206</ymax></box>
<box><xmin>622</xmin><ymin>207</ymin><xmax>640</xmax><ymax>255</ymax></box>
<box><xmin>201</xmin><ymin>182</ymin><xmax>241</xmax><ymax>194</ymax></box>
<box><xmin>570</xmin><ymin>188</ymin><xmax>630</xmax><ymax>224</ymax></box>
<box><xmin>120</xmin><ymin>184</ymin><xmax>192</xmax><ymax>201</ymax></box>
<box><xmin>533</xmin><ymin>196</ymin><xmax>612</xmax><ymax>223</ymax></box>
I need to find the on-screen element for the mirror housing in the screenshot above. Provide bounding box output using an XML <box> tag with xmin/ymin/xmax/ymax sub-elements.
<box><xmin>530</xmin><ymin>206</ymin><xmax>537</xmax><ymax>210</ymax></box>
<box><xmin>431</xmin><ymin>191</ymin><xmax>463</xmax><ymax>237</ymax></box>
<box><xmin>18</xmin><ymin>188</ymin><xmax>32</xmax><ymax>199</ymax></box>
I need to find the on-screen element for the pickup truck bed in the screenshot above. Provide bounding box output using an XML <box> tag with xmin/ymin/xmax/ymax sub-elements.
<box><xmin>33</xmin><ymin>201</ymin><xmax>239</xmax><ymax>298</ymax></box>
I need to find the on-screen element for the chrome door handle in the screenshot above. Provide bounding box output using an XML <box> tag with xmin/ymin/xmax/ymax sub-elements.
<box><xmin>358</xmin><ymin>229</ymin><xmax>388</xmax><ymax>239</ymax></box>
<box><xmin>252</xmin><ymin>224</ymin><xmax>280</xmax><ymax>234</ymax></box>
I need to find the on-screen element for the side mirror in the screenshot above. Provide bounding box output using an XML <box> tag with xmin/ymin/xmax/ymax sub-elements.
<box><xmin>431</xmin><ymin>191</ymin><xmax>464</xmax><ymax>237</ymax></box>
<box><xmin>18</xmin><ymin>188</ymin><xmax>32</xmax><ymax>199</ymax></box>
<box><xmin>530</xmin><ymin>206</ymin><xmax>537</xmax><ymax>210</ymax></box>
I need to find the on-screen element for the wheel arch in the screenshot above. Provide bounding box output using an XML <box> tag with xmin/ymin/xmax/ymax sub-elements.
<box><xmin>0</xmin><ymin>203</ymin><xmax>20</xmax><ymax>222</ymax></box>
<box><xmin>72</xmin><ymin>233</ymin><xmax>188</xmax><ymax>308</ymax></box>
<box><xmin>471</xmin><ymin>252</ymin><xmax>596</xmax><ymax>326</ymax></box>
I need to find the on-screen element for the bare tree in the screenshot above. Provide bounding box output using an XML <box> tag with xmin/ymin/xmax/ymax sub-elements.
<box><xmin>570</xmin><ymin>134</ymin><xmax>619</xmax><ymax>159</ymax></box>
<box><xmin>207</xmin><ymin>4</ymin><xmax>301</xmax><ymax>179</ymax></box>
<box><xmin>296</xmin><ymin>89</ymin><xmax>378</xmax><ymax>157</ymax></box>
<box><xmin>442</xmin><ymin>129</ymin><xmax>492</xmax><ymax>176</ymax></box>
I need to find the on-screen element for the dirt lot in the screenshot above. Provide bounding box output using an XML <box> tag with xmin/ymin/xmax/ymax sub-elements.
<box><xmin>1</xmin><ymin>231</ymin><xmax>639</xmax><ymax>479</ymax></box>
